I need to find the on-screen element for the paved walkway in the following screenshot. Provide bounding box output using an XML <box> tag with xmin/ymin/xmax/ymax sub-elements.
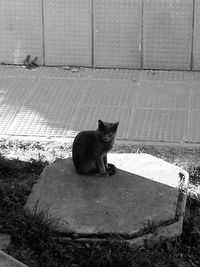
<box><xmin>0</xmin><ymin>65</ymin><xmax>200</xmax><ymax>144</ymax></box>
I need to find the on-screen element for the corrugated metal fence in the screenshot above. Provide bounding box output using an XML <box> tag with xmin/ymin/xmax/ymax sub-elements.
<box><xmin>0</xmin><ymin>0</ymin><xmax>199</xmax><ymax>70</ymax></box>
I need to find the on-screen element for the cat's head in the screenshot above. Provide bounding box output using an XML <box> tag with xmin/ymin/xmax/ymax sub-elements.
<box><xmin>97</xmin><ymin>120</ymin><xmax>119</xmax><ymax>142</ymax></box>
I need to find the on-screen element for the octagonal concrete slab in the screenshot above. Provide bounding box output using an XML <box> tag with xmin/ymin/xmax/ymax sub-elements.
<box><xmin>25</xmin><ymin>153</ymin><xmax>188</xmax><ymax>244</ymax></box>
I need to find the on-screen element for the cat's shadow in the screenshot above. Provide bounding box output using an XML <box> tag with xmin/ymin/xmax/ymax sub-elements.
<box><xmin>54</xmin><ymin>157</ymin><xmax>182</xmax><ymax>219</ymax></box>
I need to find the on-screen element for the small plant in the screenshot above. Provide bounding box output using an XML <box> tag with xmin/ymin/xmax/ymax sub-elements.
<box><xmin>9</xmin><ymin>203</ymin><xmax>56</xmax><ymax>248</ymax></box>
<box><xmin>141</xmin><ymin>217</ymin><xmax>159</xmax><ymax>235</ymax></box>
<box><xmin>6</xmin><ymin>204</ymin><xmax>69</xmax><ymax>267</ymax></box>
<box><xmin>23</xmin><ymin>55</ymin><xmax>38</xmax><ymax>69</ymax></box>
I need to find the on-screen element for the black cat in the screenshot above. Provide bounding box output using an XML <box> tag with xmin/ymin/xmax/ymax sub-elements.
<box><xmin>72</xmin><ymin>120</ymin><xmax>119</xmax><ymax>176</ymax></box>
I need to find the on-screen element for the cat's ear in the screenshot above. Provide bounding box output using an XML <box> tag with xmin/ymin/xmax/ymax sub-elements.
<box><xmin>98</xmin><ymin>120</ymin><xmax>105</xmax><ymax>129</ymax></box>
<box><xmin>112</xmin><ymin>122</ymin><xmax>119</xmax><ymax>131</ymax></box>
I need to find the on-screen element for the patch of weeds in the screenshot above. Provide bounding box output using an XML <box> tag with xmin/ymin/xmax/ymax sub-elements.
<box><xmin>28</xmin><ymin>158</ymin><xmax>48</xmax><ymax>175</ymax></box>
<box><xmin>9</xmin><ymin>203</ymin><xmax>57</xmax><ymax>249</ymax></box>
<box><xmin>182</xmin><ymin>195</ymin><xmax>200</xmax><ymax>247</ymax></box>
<box><xmin>0</xmin><ymin>183</ymin><xmax>30</xmax><ymax>213</ymax></box>
<box><xmin>141</xmin><ymin>218</ymin><xmax>159</xmax><ymax>235</ymax></box>
<box><xmin>0</xmin><ymin>156</ymin><xmax>22</xmax><ymax>178</ymax></box>
<box><xmin>179</xmin><ymin>171</ymin><xmax>200</xmax><ymax>267</ymax></box>
<box><xmin>0</xmin><ymin>155</ymin><xmax>47</xmax><ymax>179</ymax></box>
<box><xmin>7</xmin><ymin>206</ymin><xmax>137</xmax><ymax>267</ymax></box>
<box><xmin>62</xmin><ymin>238</ymin><xmax>136</xmax><ymax>267</ymax></box>
<box><xmin>0</xmin><ymin>155</ymin><xmax>47</xmax><ymax>233</ymax></box>
<box><xmin>188</xmin><ymin>165</ymin><xmax>200</xmax><ymax>186</ymax></box>
<box><xmin>6</xmin><ymin>204</ymin><xmax>68</xmax><ymax>267</ymax></box>
<box><xmin>131</xmin><ymin>238</ymin><xmax>186</xmax><ymax>267</ymax></box>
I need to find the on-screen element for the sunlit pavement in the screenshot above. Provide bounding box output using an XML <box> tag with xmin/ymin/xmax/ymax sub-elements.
<box><xmin>0</xmin><ymin>65</ymin><xmax>199</xmax><ymax>144</ymax></box>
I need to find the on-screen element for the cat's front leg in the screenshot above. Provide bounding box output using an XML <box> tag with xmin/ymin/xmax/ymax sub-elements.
<box><xmin>103</xmin><ymin>154</ymin><xmax>108</xmax><ymax>170</ymax></box>
<box><xmin>96</xmin><ymin>156</ymin><xmax>108</xmax><ymax>176</ymax></box>
<box><xmin>104</xmin><ymin>155</ymin><xmax>117</xmax><ymax>176</ymax></box>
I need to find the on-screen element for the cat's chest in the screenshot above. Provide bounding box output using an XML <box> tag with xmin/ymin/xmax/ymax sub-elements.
<box><xmin>96</xmin><ymin>141</ymin><xmax>113</xmax><ymax>155</ymax></box>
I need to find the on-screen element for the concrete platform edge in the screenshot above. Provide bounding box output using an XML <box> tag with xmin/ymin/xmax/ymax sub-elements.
<box><xmin>58</xmin><ymin>214</ymin><xmax>184</xmax><ymax>249</ymax></box>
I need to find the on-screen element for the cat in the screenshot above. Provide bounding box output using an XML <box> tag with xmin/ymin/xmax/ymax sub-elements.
<box><xmin>72</xmin><ymin>120</ymin><xmax>119</xmax><ymax>176</ymax></box>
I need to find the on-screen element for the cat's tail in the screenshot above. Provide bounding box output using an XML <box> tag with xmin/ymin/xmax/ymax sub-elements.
<box><xmin>107</xmin><ymin>163</ymin><xmax>117</xmax><ymax>176</ymax></box>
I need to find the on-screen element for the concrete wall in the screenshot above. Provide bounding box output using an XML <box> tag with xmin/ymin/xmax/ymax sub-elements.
<box><xmin>0</xmin><ymin>0</ymin><xmax>199</xmax><ymax>70</ymax></box>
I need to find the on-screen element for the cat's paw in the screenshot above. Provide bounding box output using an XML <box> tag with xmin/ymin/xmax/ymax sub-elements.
<box><xmin>106</xmin><ymin>163</ymin><xmax>117</xmax><ymax>176</ymax></box>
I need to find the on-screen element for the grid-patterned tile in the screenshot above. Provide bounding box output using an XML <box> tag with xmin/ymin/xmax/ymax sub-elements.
<box><xmin>94</xmin><ymin>0</ymin><xmax>142</xmax><ymax>68</ymax></box>
<box><xmin>0</xmin><ymin>76</ymin><xmax>36</xmax><ymax>134</ymax></box>
<box><xmin>189</xmin><ymin>110</ymin><xmax>200</xmax><ymax>143</ymax></box>
<box><xmin>0</xmin><ymin>103</ymin><xmax>19</xmax><ymax>134</ymax></box>
<box><xmin>81</xmin><ymin>80</ymin><xmax>136</xmax><ymax>106</ymax></box>
<box><xmin>7</xmin><ymin>104</ymin><xmax>77</xmax><ymax>137</ymax></box>
<box><xmin>0</xmin><ymin>77</ymin><xmax>35</xmax><ymax>102</ymax></box>
<box><xmin>0</xmin><ymin>65</ymin><xmax>39</xmax><ymax>77</ymax></box>
<box><xmin>0</xmin><ymin>0</ymin><xmax>43</xmax><ymax>65</ymax></box>
<box><xmin>193</xmin><ymin>1</ymin><xmax>200</xmax><ymax>70</ymax></box>
<box><xmin>0</xmin><ymin>77</ymin><xmax>37</xmax><ymax>135</ymax></box>
<box><xmin>44</xmin><ymin>0</ymin><xmax>92</xmax><ymax>67</ymax></box>
<box><xmin>6</xmin><ymin>77</ymin><xmax>88</xmax><ymax>137</ymax></box>
<box><xmin>25</xmin><ymin>78</ymin><xmax>88</xmax><ymax>106</ymax></box>
<box><xmin>139</xmin><ymin>70</ymin><xmax>193</xmax><ymax>82</ymax></box>
<box><xmin>143</xmin><ymin>0</ymin><xmax>193</xmax><ymax>70</ymax></box>
<box><xmin>136</xmin><ymin>81</ymin><xmax>190</xmax><ymax>109</ymax></box>
<box><xmin>127</xmin><ymin>108</ymin><xmax>188</xmax><ymax>142</ymax></box>
<box><xmin>70</xmin><ymin>105</ymin><xmax>131</xmax><ymax>139</ymax></box>
<box><xmin>85</xmin><ymin>68</ymin><xmax>140</xmax><ymax>80</ymax></box>
<box><xmin>190</xmin><ymin>83</ymin><xmax>200</xmax><ymax>109</ymax></box>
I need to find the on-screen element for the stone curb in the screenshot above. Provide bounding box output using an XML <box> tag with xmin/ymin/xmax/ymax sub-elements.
<box><xmin>0</xmin><ymin>250</ymin><xmax>27</xmax><ymax>267</ymax></box>
<box><xmin>59</xmin><ymin>210</ymin><xmax>185</xmax><ymax>249</ymax></box>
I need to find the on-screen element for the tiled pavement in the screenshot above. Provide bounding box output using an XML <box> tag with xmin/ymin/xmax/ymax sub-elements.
<box><xmin>0</xmin><ymin>65</ymin><xmax>200</xmax><ymax>144</ymax></box>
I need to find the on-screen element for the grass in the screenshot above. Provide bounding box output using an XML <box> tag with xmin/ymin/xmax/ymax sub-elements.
<box><xmin>0</xmin><ymin>139</ymin><xmax>200</xmax><ymax>266</ymax></box>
